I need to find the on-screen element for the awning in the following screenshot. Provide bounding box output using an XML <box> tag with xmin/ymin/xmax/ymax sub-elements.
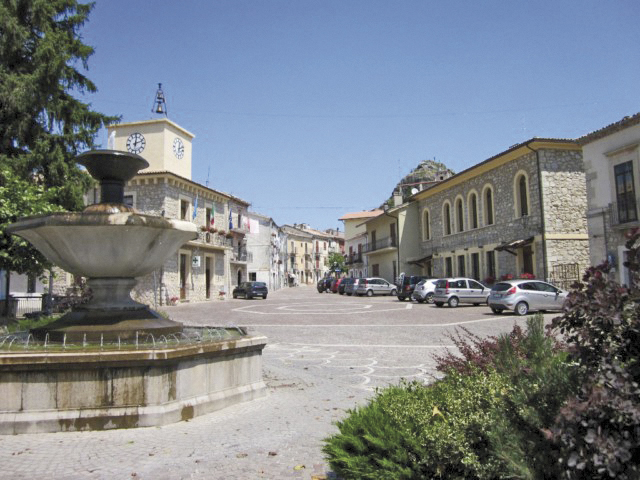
<box><xmin>407</xmin><ymin>254</ymin><xmax>433</xmax><ymax>266</ymax></box>
<box><xmin>494</xmin><ymin>237</ymin><xmax>534</xmax><ymax>255</ymax></box>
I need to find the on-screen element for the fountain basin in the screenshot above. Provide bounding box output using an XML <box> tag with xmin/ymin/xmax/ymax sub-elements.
<box><xmin>6</xmin><ymin>212</ymin><xmax>197</xmax><ymax>278</ymax></box>
<box><xmin>0</xmin><ymin>331</ymin><xmax>267</xmax><ymax>434</ymax></box>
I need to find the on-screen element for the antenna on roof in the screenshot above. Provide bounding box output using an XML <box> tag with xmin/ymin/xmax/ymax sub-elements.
<box><xmin>152</xmin><ymin>83</ymin><xmax>168</xmax><ymax>116</ymax></box>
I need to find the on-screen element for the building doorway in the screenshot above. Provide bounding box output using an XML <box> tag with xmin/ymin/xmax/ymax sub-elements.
<box><xmin>205</xmin><ymin>257</ymin><xmax>211</xmax><ymax>299</ymax></box>
<box><xmin>179</xmin><ymin>253</ymin><xmax>187</xmax><ymax>300</ymax></box>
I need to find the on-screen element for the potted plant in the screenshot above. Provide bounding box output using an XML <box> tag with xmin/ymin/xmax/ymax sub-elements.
<box><xmin>519</xmin><ymin>272</ymin><xmax>535</xmax><ymax>279</ymax></box>
<box><xmin>500</xmin><ymin>273</ymin><xmax>514</xmax><ymax>281</ymax></box>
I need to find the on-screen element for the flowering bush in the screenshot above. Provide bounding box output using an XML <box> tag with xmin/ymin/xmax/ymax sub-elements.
<box><xmin>484</xmin><ymin>276</ymin><xmax>495</xmax><ymax>285</ymax></box>
<box><xmin>500</xmin><ymin>273</ymin><xmax>513</xmax><ymax>281</ymax></box>
<box><xmin>169</xmin><ymin>296</ymin><xmax>179</xmax><ymax>305</ymax></box>
<box><xmin>519</xmin><ymin>272</ymin><xmax>535</xmax><ymax>279</ymax></box>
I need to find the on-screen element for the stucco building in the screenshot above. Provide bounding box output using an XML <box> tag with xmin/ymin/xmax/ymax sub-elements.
<box><xmin>579</xmin><ymin>113</ymin><xmax>640</xmax><ymax>285</ymax></box>
<box><xmin>245</xmin><ymin>212</ymin><xmax>285</xmax><ymax>291</ymax></box>
<box><xmin>413</xmin><ymin>138</ymin><xmax>589</xmax><ymax>288</ymax></box>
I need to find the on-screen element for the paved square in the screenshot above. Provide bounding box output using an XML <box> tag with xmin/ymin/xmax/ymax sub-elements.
<box><xmin>0</xmin><ymin>286</ymin><xmax>548</xmax><ymax>479</ymax></box>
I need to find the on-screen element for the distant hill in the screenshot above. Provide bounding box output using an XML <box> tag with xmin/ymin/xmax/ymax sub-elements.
<box><xmin>382</xmin><ymin>159</ymin><xmax>455</xmax><ymax>208</ymax></box>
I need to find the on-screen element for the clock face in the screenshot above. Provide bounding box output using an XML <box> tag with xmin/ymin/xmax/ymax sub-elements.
<box><xmin>126</xmin><ymin>133</ymin><xmax>145</xmax><ymax>154</ymax></box>
<box><xmin>173</xmin><ymin>137</ymin><xmax>185</xmax><ymax>159</ymax></box>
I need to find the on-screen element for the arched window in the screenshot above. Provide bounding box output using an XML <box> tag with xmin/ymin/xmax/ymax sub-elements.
<box><xmin>484</xmin><ymin>186</ymin><xmax>494</xmax><ymax>226</ymax></box>
<box><xmin>422</xmin><ymin>209</ymin><xmax>431</xmax><ymax>240</ymax></box>
<box><xmin>443</xmin><ymin>202</ymin><xmax>452</xmax><ymax>235</ymax></box>
<box><xmin>515</xmin><ymin>173</ymin><xmax>529</xmax><ymax>217</ymax></box>
<box><xmin>455</xmin><ymin>197</ymin><xmax>464</xmax><ymax>233</ymax></box>
<box><xmin>468</xmin><ymin>192</ymin><xmax>478</xmax><ymax>229</ymax></box>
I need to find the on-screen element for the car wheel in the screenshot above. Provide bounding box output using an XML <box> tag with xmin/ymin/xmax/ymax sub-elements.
<box><xmin>366</xmin><ymin>289</ymin><xmax>373</xmax><ymax>297</ymax></box>
<box><xmin>435</xmin><ymin>302</ymin><xmax>444</xmax><ymax>307</ymax></box>
<box><xmin>426</xmin><ymin>292</ymin><xmax>435</xmax><ymax>304</ymax></box>
<box><xmin>515</xmin><ymin>301</ymin><xmax>529</xmax><ymax>316</ymax></box>
<box><xmin>347</xmin><ymin>293</ymin><xmax>352</xmax><ymax>296</ymax></box>
<box><xmin>416</xmin><ymin>298</ymin><xmax>425</xmax><ymax>304</ymax></box>
<box><xmin>448</xmin><ymin>297</ymin><xmax>459</xmax><ymax>308</ymax></box>
<box><xmin>397</xmin><ymin>296</ymin><xmax>406</xmax><ymax>301</ymax></box>
<box><xmin>490</xmin><ymin>307</ymin><xmax>503</xmax><ymax>314</ymax></box>
<box><xmin>390</xmin><ymin>288</ymin><xmax>397</xmax><ymax>296</ymax></box>
<box><xmin>263</xmin><ymin>295</ymin><xmax>267</xmax><ymax>299</ymax></box>
<box><xmin>247</xmin><ymin>294</ymin><xmax>253</xmax><ymax>300</ymax></box>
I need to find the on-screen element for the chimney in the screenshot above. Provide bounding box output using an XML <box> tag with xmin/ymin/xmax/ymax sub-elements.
<box><xmin>393</xmin><ymin>191</ymin><xmax>403</xmax><ymax>207</ymax></box>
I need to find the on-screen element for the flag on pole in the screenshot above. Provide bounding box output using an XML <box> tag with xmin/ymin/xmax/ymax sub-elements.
<box><xmin>192</xmin><ymin>194</ymin><xmax>198</xmax><ymax>221</ymax></box>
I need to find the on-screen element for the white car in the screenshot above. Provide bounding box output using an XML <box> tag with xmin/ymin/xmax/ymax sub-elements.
<box><xmin>433</xmin><ymin>278</ymin><xmax>491</xmax><ymax>307</ymax></box>
<box><xmin>411</xmin><ymin>279</ymin><xmax>439</xmax><ymax>304</ymax></box>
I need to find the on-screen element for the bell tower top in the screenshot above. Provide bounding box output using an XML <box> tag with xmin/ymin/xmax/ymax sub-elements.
<box><xmin>107</xmin><ymin>118</ymin><xmax>195</xmax><ymax>180</ymax></box>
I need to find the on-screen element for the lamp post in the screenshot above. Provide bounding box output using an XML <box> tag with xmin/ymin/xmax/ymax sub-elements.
<box><xmin>383</xmin><ymin>203</ymin><xmax>401</xmax><ymax>283</ymax></box>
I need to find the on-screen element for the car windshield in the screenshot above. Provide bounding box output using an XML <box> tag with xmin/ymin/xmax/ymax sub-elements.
<box><xmin>253</xmin><ymin>282</ymin><xmax>266</xmax><ymax>287</ymax></box>
<box><xmin>492</xmin><ymin>282</ymin><xmax>512</xmax><ymax>292</ymax></box>
<box><xmin>435</xmin><ymin>279</ymin><xmax>448</xmax><ymax>288</ymax></box>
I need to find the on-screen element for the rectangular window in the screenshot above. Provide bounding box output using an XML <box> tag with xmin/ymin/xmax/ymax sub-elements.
<box><xmin>522</xmin><ymin>245</ymin><xmax>534</xmax><ymax>274</ymax></box>
<box><xmin>123</xmin><ymin>195</ymin><xmax>134</xmax><ymax>208</ymax></box>
<box><xmin>486</xmin><ymin>251</ymin><xmax>496</xmax><ymax>280</ymax></box>
<box><xmin>249</xmin><ymin>272</ymin><xmax>257</xmax><ymax>281</ymax></box>
<box><xmin>471</xmin><ymin>252</ymin><xmax>480</xmax><ymax>280</ymax></box>
<box><xmin>180</xmin><ymin>199</ymin><xmax>189</xmax><ymax>220</ymax></box>
<box><xmin>457</xmin><ymin>255</ymin><xmax>466</xmax><ymax>277</ymax></box>
<box><xmin>371</xmin><ymin>230</ymin><xmax>377</xmax><ymax>251</ymax></box>
<box><xmin>390</xmin><ymin>223</ymin><xmax>396</xmax><ymax>246</ymax></box>
<box><xmin>615</xmin><ymin>161</ymin><xmax>637</xmax><ymax>223</ymax></box>
<box><xmin>205</xmin><ymin>207</ymin><xmax>212</xmax><ymax>226</ymax></box>
<box><xmin>445</xmin><ymin>257</ymin><xmax>453</xmax><ymax>277</ymax></box>
<box><xmin>372</xmin><ymin>264</ymin><xmax>380</xmax><ymax>276</ymax></box>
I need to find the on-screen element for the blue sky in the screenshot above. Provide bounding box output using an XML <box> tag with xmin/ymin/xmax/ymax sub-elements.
<box><xmin>81</xmin><ymin>0</ymin><xmax>640</xmax><ymax>230</ymax></box>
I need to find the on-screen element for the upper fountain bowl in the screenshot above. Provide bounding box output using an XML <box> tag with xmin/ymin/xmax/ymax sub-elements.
<box><xmin>77</xmin><ymin>149</ymin><xmax>149</xmax><ymax>184</ymax></box>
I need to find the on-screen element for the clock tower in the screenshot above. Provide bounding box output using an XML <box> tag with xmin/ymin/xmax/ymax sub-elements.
<box><xmin>107</xmin><ymin>118</ymin><xmax>195</xmax><ymax>180</ymax></box>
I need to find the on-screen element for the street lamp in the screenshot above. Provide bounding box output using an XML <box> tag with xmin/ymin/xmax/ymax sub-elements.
<box><xmin>383</xmin><ymin>203</ymin><xmax>401</xmax><ymax>283</ymax></box>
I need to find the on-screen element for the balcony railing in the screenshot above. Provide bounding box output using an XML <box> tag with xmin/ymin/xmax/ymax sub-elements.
<box><xmin>197</xmin><ymin>231</ymin><xmax>233</xmax><ymax>247</ymax></box>
<box><xmin>344</xmin><ymin>253</ymin><xmax>364</xmax><ymax>265</ymax></box>
<box><xmin>610</xmin><ymin>200</ymin><xmax>639</xmax><ymax>227</ymax></box>
<box><xmin>364</xmin><ymin>236</ymin><xmax>397</xmax><ymax>254</ymax></box>
<box><xmin>231</xmin><ymin>249</ymin><xmax>253</xmax><ymax>263</ymax></box>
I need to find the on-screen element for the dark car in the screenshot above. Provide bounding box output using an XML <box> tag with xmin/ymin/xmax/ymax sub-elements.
<box><xmin>396</xmin><ymin>275</ymin><xmax>429</xmax><ymax>301</ymax></box>
<box><xmin>339</xmin><ymin>277</ymin><xmax>354</xmax><ymax>295</ymax></box>
<box><xmin>317</xmin><ymin>279</ymin><xmax>327</xmax><ymax>293</ymax></box>
<box><xmin>232</xmin><ymin>281</ymin><xmax>268</xmax><ymax>299</ymax></box>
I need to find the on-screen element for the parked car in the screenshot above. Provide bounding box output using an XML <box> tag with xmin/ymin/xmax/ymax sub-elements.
<box><xmin>355</xmin><ymin>277</ymin><xmax>397</xmax><ymax>297</ymax></box>
<box><xmin>232</xmin><ymin>281</ymin><xmax>268</xmax><ymax>299</ymax></box>
<box><xmin>317</xmin><ymin>279</ymin><xmax>326</xmax><ymax>293</ymax></box>
<box><xmin>339</xmin><ymin>277</ymin><xmax>354</xmax><ymax>295</ymax></box>
<box><xmin>488</xmin><ymin>279</ymin><xmax>568</xmax><ymax>315</ymax></box>
<box><xmin>345</xmin><ymin>278</ymin><xmax>361</xmax><ymax>296</ymax></box>
<box><xmin>411</xmin><ymin>279</ymin><xmax>439</xmax><ymax>304</ymax></box>
<box><xmin>396</xmin><ymin>275</ymin><xmax>430</xmax><ymax>301</ymax></box>
<box><xmin>331</xmin><ymin>277</ymin><xmax>344</xmax><ymax>293</ymax></box>
<box><xmin>433</xmin><ymin>278</ymin><xmax>490</xmax><ymax>307</ymax></box>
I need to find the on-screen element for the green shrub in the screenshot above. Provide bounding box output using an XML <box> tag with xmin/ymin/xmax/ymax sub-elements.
<box><xmin>324</xmin><ymin>370</ymin><xmax>514</xmax><ymax>479</ymax></box>
<box><xmin>325</xmin><ymin>315</ymin><xmax>581</xmax><ymax>480</ymax></box>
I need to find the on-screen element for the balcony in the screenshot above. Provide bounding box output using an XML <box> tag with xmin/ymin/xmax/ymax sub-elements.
<box><xmin>196</xmin><ymin>230</ymin><xmax>233</xmax><ymax>248</ymax></box>
<box><xmin>344</xmin><ymin>253</ymin><xmax>364</xmax><ymax>265</ymax></box>
<box><xmin>610</xmin><ymin>200</ymin><xmax>639</xmax><ymax>227</ymax></box>
<box><xmin>364</xmin><ymin>236</ymin><xmax>397</xmax><ymax>254</ymax></box>
<box><xmin>231</xmin><ymin>249</ymin><xmax>253</xmax><ymax>263</ymax></box>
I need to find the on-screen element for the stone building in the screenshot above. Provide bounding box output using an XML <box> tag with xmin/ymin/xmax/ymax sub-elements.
<box><xmin>578</xmin><ymin>113</ymin><xmax>640</xmax><ymax>285</ymax></box>
<box><xmin>85</xmin><ymin>117</ymin><xmax>254</xmax><ymax>305</ymax></box>
<box><xmin>413</xmin><ymin>138</ymin><xmax>589</xmax><ymax>288</ymax></box>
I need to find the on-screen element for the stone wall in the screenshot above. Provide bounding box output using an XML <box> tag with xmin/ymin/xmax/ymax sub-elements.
<box><xmin>418</xmin><ymin>145</ymin><xmax>588</xmax><ymax>283</ymax></box>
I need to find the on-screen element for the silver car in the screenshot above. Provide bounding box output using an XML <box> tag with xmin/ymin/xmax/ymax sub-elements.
<box><xmin>355</xmin><ymin>277</ymin><xmax>397</xmax><ymax>297</ymax></box>
<box><xmin>489</xmin><ymin>279</ymin><xmax>568</xmax><ymax>316</ymax></box>
<box><xmin>433</xmin><ymin>278</ymin><xmax>491</xmax><ymax>307</ymax></box>
<box><xmin>411</xmin><ymin>279</ymin><xmax>439</xmax><ymax>304</ymax></box>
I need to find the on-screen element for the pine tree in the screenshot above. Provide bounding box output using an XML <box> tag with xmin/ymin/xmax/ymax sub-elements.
<box><xmin>0</xmin><ymin>0</ymin><xmax>118</xmax><ymax>304</ymax></box>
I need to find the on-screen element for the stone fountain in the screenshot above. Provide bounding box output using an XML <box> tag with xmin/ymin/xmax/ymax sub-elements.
<box><xmin>0</xmin><ymin>150</ymin><xmax>267</xmax><ymax>434</ymax></box>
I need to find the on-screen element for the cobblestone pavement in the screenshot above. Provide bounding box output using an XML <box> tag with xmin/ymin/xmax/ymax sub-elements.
<box><xmin>0</xmin><ymin>286</ymin><xmax>550</xmax><ymax>479</ymax></box>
